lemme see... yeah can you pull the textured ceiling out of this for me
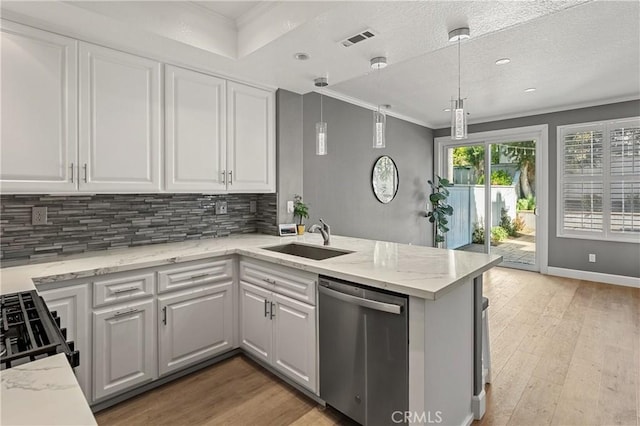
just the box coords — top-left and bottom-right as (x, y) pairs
(191, 1), (260, 21)
(3, 0), (638, 128)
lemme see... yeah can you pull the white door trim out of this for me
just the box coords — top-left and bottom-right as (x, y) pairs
(434, 124), (549, 273)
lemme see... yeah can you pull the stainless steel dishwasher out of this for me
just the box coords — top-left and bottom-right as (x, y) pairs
(319, 276), (408, 426)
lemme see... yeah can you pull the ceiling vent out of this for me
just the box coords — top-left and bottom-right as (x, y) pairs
(340, 29), (377, 47)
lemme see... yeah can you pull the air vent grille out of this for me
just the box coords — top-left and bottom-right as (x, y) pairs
(340, 29), (377, 47)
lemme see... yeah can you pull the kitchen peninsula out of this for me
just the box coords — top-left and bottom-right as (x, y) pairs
(1, 233), (501, 426)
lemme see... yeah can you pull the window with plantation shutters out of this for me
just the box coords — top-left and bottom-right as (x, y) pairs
(558, 117), (640, 242)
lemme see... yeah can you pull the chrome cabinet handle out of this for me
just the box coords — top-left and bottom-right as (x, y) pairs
(264, 299), (269, 318)
(228, 170), (232, 185)
(221, 170), (226, 184)
(113, 287), (138, 294)
(70, 163), (74, 183)
(111, 308), (140, 319)
(191, 273), (209, 280)
(83, 164), (88, 182)
(263, 278), (276, 285)
(162, 306), (167, 325)
(270, 302), (275, 319)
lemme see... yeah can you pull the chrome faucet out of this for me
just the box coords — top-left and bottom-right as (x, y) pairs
(308, 218), (331, 246)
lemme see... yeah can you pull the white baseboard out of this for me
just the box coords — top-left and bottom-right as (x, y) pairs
(472, 389), (486, 420)
(546, 267), (640, 288)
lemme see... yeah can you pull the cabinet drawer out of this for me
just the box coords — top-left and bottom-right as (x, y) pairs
(93, 272), (155, 308)
(157, 258), (234, 293)
(239, 259), (317, 305)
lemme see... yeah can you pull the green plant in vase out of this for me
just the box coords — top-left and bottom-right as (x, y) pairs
(426, 176), (454, 247)
(293, 194), (309, 235)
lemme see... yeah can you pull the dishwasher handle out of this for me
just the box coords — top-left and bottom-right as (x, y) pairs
(319, 285), (403, 315)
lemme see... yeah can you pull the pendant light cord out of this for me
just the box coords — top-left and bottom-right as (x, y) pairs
(458, 37), (461, 101)
(320, 88), (323, 122)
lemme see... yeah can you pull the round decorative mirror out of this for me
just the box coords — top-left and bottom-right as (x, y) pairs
(372, 156), (399, 204)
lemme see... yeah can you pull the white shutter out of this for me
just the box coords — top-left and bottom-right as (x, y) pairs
(558, 118), (640, 242)
(609, 120), (640, 237)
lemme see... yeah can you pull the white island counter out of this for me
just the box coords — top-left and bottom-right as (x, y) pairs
(1, 233), (500, 426)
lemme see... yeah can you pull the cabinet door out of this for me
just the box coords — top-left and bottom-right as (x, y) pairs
(79, 42), (161, 192)
(165, 65), (226, 192)
(226, 82), (275, 192)
(93, 299), (156, 401)
(40, 284), (90, 400)
(0, 20), (77, 192)
(158, 282), (234, 376)
(272, 293), (317, 392)
(239, 281), (272, 363)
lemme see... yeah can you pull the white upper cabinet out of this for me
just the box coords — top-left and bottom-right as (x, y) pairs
(0, 20), (78, 192)
(79, 42), (161, 192)
(226, 82), (275, 193)
(165, 65), (227, 192)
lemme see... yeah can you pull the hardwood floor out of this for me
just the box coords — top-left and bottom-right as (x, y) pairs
(476, 267), (639, 426)
(96, 268), (639, 426)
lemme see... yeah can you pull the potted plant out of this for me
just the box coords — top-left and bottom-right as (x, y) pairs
(426, 176), (454, 248)
(293, 194), (309, 235)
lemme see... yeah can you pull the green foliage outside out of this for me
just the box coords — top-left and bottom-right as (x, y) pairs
(491, 226), (509, 243)
(517, 196), (536, 211)
(472, 208), (524, 244)
(292, 194), (309, 225)
(477, 170), (513, 186)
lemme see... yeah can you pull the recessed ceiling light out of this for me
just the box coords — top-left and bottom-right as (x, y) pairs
(294, 52), (310, 61)
(443, 108), (451, 112)
(495, 58), (511, 65)
(524, 87), (537, 93)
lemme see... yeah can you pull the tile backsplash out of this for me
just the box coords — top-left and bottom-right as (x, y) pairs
(1, 193), (278, 265)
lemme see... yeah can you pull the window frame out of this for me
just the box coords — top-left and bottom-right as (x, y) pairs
(557, 117), (640, 243)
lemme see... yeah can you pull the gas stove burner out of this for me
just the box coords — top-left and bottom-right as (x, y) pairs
(1, 290), (79, 369)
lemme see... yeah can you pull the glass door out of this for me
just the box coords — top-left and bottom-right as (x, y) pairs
(443, 139), (538, 271)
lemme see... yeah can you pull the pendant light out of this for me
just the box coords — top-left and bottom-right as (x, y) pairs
(449, 27), (470, 140)
(370, 56), (387, 149)
(314, 77), (328, 156)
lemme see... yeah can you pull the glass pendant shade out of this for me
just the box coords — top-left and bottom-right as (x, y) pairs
(451, 98), (467, 140)
(373, 110), (386, 148)
(316, 121), (327, 155)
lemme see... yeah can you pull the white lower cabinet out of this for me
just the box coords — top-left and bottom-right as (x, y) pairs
(239, 260), (317, 393)
(239, 282), (272, 363)
(39, 284), (91, 400)
(271, 293), (316, 391)
(93, 298), (157, 401)
(158, 281), (234, 376)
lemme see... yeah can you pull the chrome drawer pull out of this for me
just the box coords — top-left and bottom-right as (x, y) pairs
(162, 306), (167, 325)
(264, 299), (269, 318)
(191, 273), (209, 280)
(270, 301), (275, 319)
(262, 278), (276, 285)
(221, 170), (226, 184)
(111, 309), (140, 319)
(113, 287), (138, 294)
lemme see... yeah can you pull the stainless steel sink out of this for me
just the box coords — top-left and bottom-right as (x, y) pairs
(262, 243), (353, 261)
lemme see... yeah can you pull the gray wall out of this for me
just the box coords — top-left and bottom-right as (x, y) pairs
(434, 100), (640, 278)
(303, 93), (434, 246)
(276, 90), (304, 225)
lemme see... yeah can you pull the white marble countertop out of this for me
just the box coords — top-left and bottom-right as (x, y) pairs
(0, 354), (97, 426)
(0, 234), (500, 425)
(1, 233), (501, 300)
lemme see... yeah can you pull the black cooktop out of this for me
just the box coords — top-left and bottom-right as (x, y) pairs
(1, 290), (79, 369)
